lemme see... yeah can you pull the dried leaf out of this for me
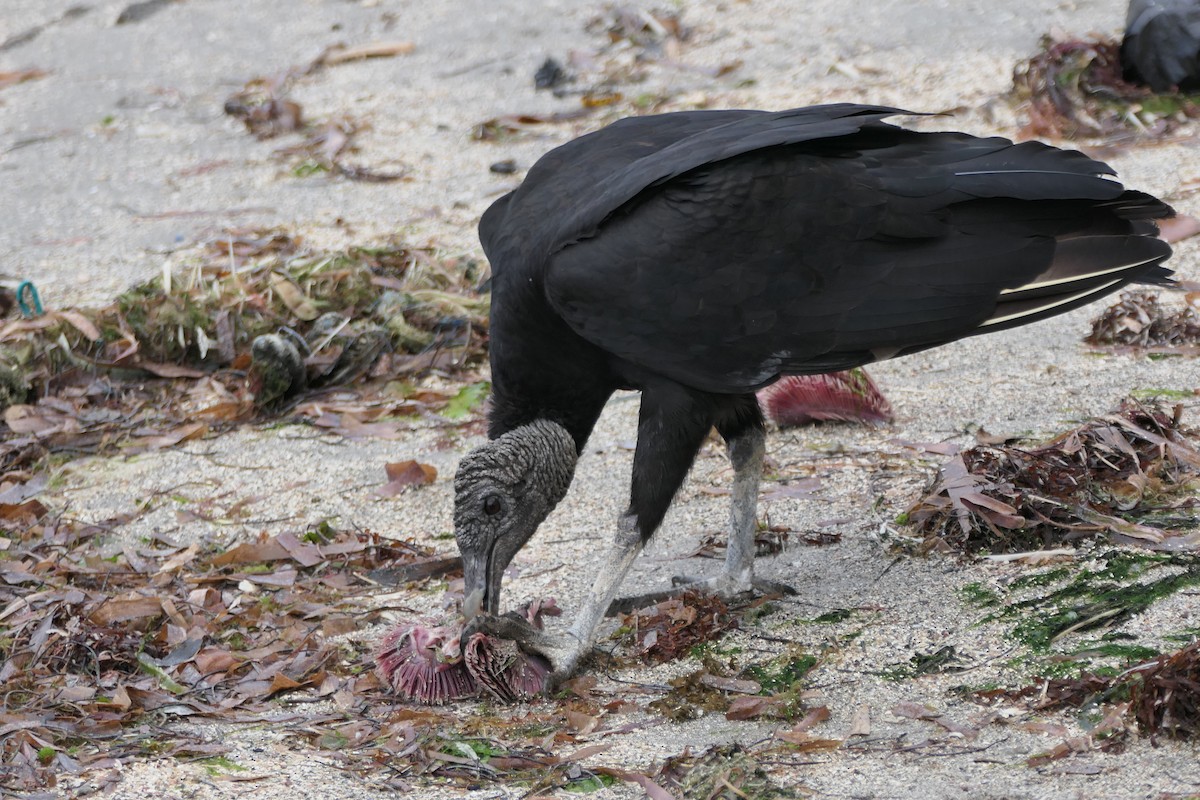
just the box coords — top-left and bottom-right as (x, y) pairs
(847, 704), (871, 736)
(725, 695), (790, 721)
(89, 597), (164, 625)
(4, 405), (57, 435)
(55, 310), (102, 342)
(134, 362), (207, 379)
(564, 710), (600, 735)
(269, 273), (321, 320)
(0, 68), (48, 89)
(318, 41), (416, 65)
(377, 460), (437, 496)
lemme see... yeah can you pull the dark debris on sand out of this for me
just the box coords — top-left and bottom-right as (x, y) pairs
(907, 399), (1200, 554)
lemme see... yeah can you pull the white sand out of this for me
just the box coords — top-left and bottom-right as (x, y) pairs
(2, 0), (1198, 798)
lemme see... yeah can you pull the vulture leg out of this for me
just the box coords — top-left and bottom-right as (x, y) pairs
(669, 409), (795, 598)
(462, 513), (645, 685)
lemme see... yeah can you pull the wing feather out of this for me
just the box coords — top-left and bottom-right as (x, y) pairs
(479, 106), (1172, 394)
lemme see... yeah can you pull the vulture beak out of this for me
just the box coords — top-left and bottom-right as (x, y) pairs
(460, 544), (501, 620)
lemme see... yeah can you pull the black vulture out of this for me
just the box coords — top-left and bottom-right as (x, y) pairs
(1122, 0), (1200, 92)
(453, 104), (1173, 684)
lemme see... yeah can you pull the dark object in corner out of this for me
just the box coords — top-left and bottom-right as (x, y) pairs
(1121, 0), (1200, 91)
(116, 0), (176, 25)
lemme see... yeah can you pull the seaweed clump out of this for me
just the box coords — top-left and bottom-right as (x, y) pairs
(998, 640), (1200, 741)
(1086, 291), (1200, 351)
(907, 400), (1200, 553)
(1012, 34), (1200, 139)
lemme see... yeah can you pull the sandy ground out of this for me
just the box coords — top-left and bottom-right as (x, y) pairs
(3, 0), (1200, 798)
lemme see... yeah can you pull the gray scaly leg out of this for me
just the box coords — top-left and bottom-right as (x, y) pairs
(464, 512), (644, 685)
(667, 424), (794, 597)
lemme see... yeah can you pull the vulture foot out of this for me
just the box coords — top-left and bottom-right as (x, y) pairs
(461, 611), (586, 690)
(669, 573), (797, 599)
(607, 576), (796, 616)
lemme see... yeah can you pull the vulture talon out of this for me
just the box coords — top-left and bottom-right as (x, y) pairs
(450, 103), (1174, 685)
(669, 573), (797, 599)
(461, 612), (584, 689)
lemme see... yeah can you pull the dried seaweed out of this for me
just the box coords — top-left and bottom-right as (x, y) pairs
(907, 399), (1200, 554)
(1012, 34), (1200, 140)
(992, 640), (1200, 741)
(1129, 639), (1200, 738)
(621, 589), (736, 664)
(0, 230), (490, 475)
(656, 744), (800, 799)
(1086, 291), (1200, 351)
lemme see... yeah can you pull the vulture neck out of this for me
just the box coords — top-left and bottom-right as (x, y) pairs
(486, 282), (617, 453)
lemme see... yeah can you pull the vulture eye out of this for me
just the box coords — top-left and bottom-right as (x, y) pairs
(483, 495), (504, 517)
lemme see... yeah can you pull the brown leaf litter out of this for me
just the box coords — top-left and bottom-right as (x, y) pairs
(0, 506), (444, 792)
(906, 399), (1200, 554)
(0, 229), (490, 477)
(976, 639), (1200, 767)
(1086, 290), (1200, 353)
(5, 490), (833, 795)
(620, 589), (736, 664)
(1011, 34), (1200, 141)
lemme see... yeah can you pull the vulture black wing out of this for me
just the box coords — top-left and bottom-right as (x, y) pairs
(536, 107), (1171, 394)
(480, 105), (904, 274)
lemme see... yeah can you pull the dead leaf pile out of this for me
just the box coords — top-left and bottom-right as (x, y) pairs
(977, 640), (1200, 767)
(224, 68), (403, 181)
(621, 589), (736, 664)
(0, 501), (829, 795)
(0, 509), (454, 792)
(906, 399), (1200, 553)
(1127, 638), (1200, 738)
(0, 230), (491, 475)
(1086, 290), (1200, 353)
(1012, 34), (1200, 140)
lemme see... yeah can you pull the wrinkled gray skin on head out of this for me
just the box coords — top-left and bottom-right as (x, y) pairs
(454, 420), (577, 619)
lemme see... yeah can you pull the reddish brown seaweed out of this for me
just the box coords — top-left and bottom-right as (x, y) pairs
(757, 369), (893, 428)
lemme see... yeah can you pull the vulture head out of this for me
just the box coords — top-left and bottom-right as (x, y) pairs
(454, 420), (576, 618)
